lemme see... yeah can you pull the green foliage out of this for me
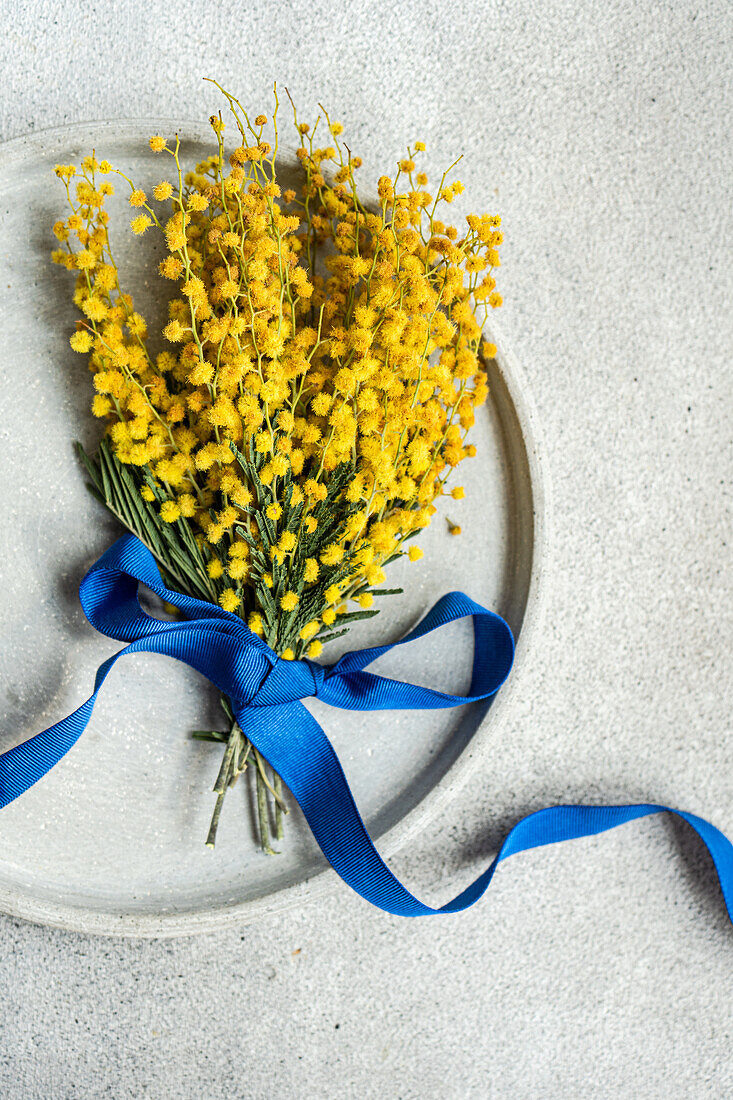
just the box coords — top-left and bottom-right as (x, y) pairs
(76, 439), (404, 854)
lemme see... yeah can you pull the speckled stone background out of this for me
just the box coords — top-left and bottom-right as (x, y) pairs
(0, 1), (731, 1096)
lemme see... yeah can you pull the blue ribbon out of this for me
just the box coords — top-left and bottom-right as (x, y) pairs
(1, 532), (732, 922)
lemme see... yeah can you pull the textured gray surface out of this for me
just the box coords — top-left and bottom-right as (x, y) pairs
(0, 0), (731, 1097)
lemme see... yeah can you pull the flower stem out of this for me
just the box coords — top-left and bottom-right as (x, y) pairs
(274, 773), (285, 840)
(206, 696), (287, 854)
(205, 718), (243, 848)
(255, 765), (277, 855)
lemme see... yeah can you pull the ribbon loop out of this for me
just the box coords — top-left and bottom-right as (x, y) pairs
(1, 533), (732, 927)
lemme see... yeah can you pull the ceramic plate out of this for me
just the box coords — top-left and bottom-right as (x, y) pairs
(0, 121), (546, 936)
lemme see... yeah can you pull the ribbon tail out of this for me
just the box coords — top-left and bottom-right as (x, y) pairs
(0, 628), (198, 809)
(236, 700), (733, 921)
(0, 649), (121, 808)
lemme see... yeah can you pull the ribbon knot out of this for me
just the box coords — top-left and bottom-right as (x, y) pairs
(247, 655), (325, 708)
(1, 532), (732, 925)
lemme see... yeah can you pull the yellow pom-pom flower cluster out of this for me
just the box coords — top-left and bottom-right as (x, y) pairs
(53, 87), (502, 668)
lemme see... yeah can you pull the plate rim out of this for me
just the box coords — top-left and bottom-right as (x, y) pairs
(0, 119), (550, 936)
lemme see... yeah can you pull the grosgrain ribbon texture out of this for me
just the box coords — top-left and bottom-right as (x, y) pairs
(1, 533), (732, 922)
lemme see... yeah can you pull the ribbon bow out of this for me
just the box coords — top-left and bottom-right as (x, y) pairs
(1, 533), (732, 923)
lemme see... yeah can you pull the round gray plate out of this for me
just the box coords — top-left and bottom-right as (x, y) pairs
(0, 121), (547, 936)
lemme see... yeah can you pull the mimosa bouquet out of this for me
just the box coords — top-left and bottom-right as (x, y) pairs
(50, 83), (504, 855)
